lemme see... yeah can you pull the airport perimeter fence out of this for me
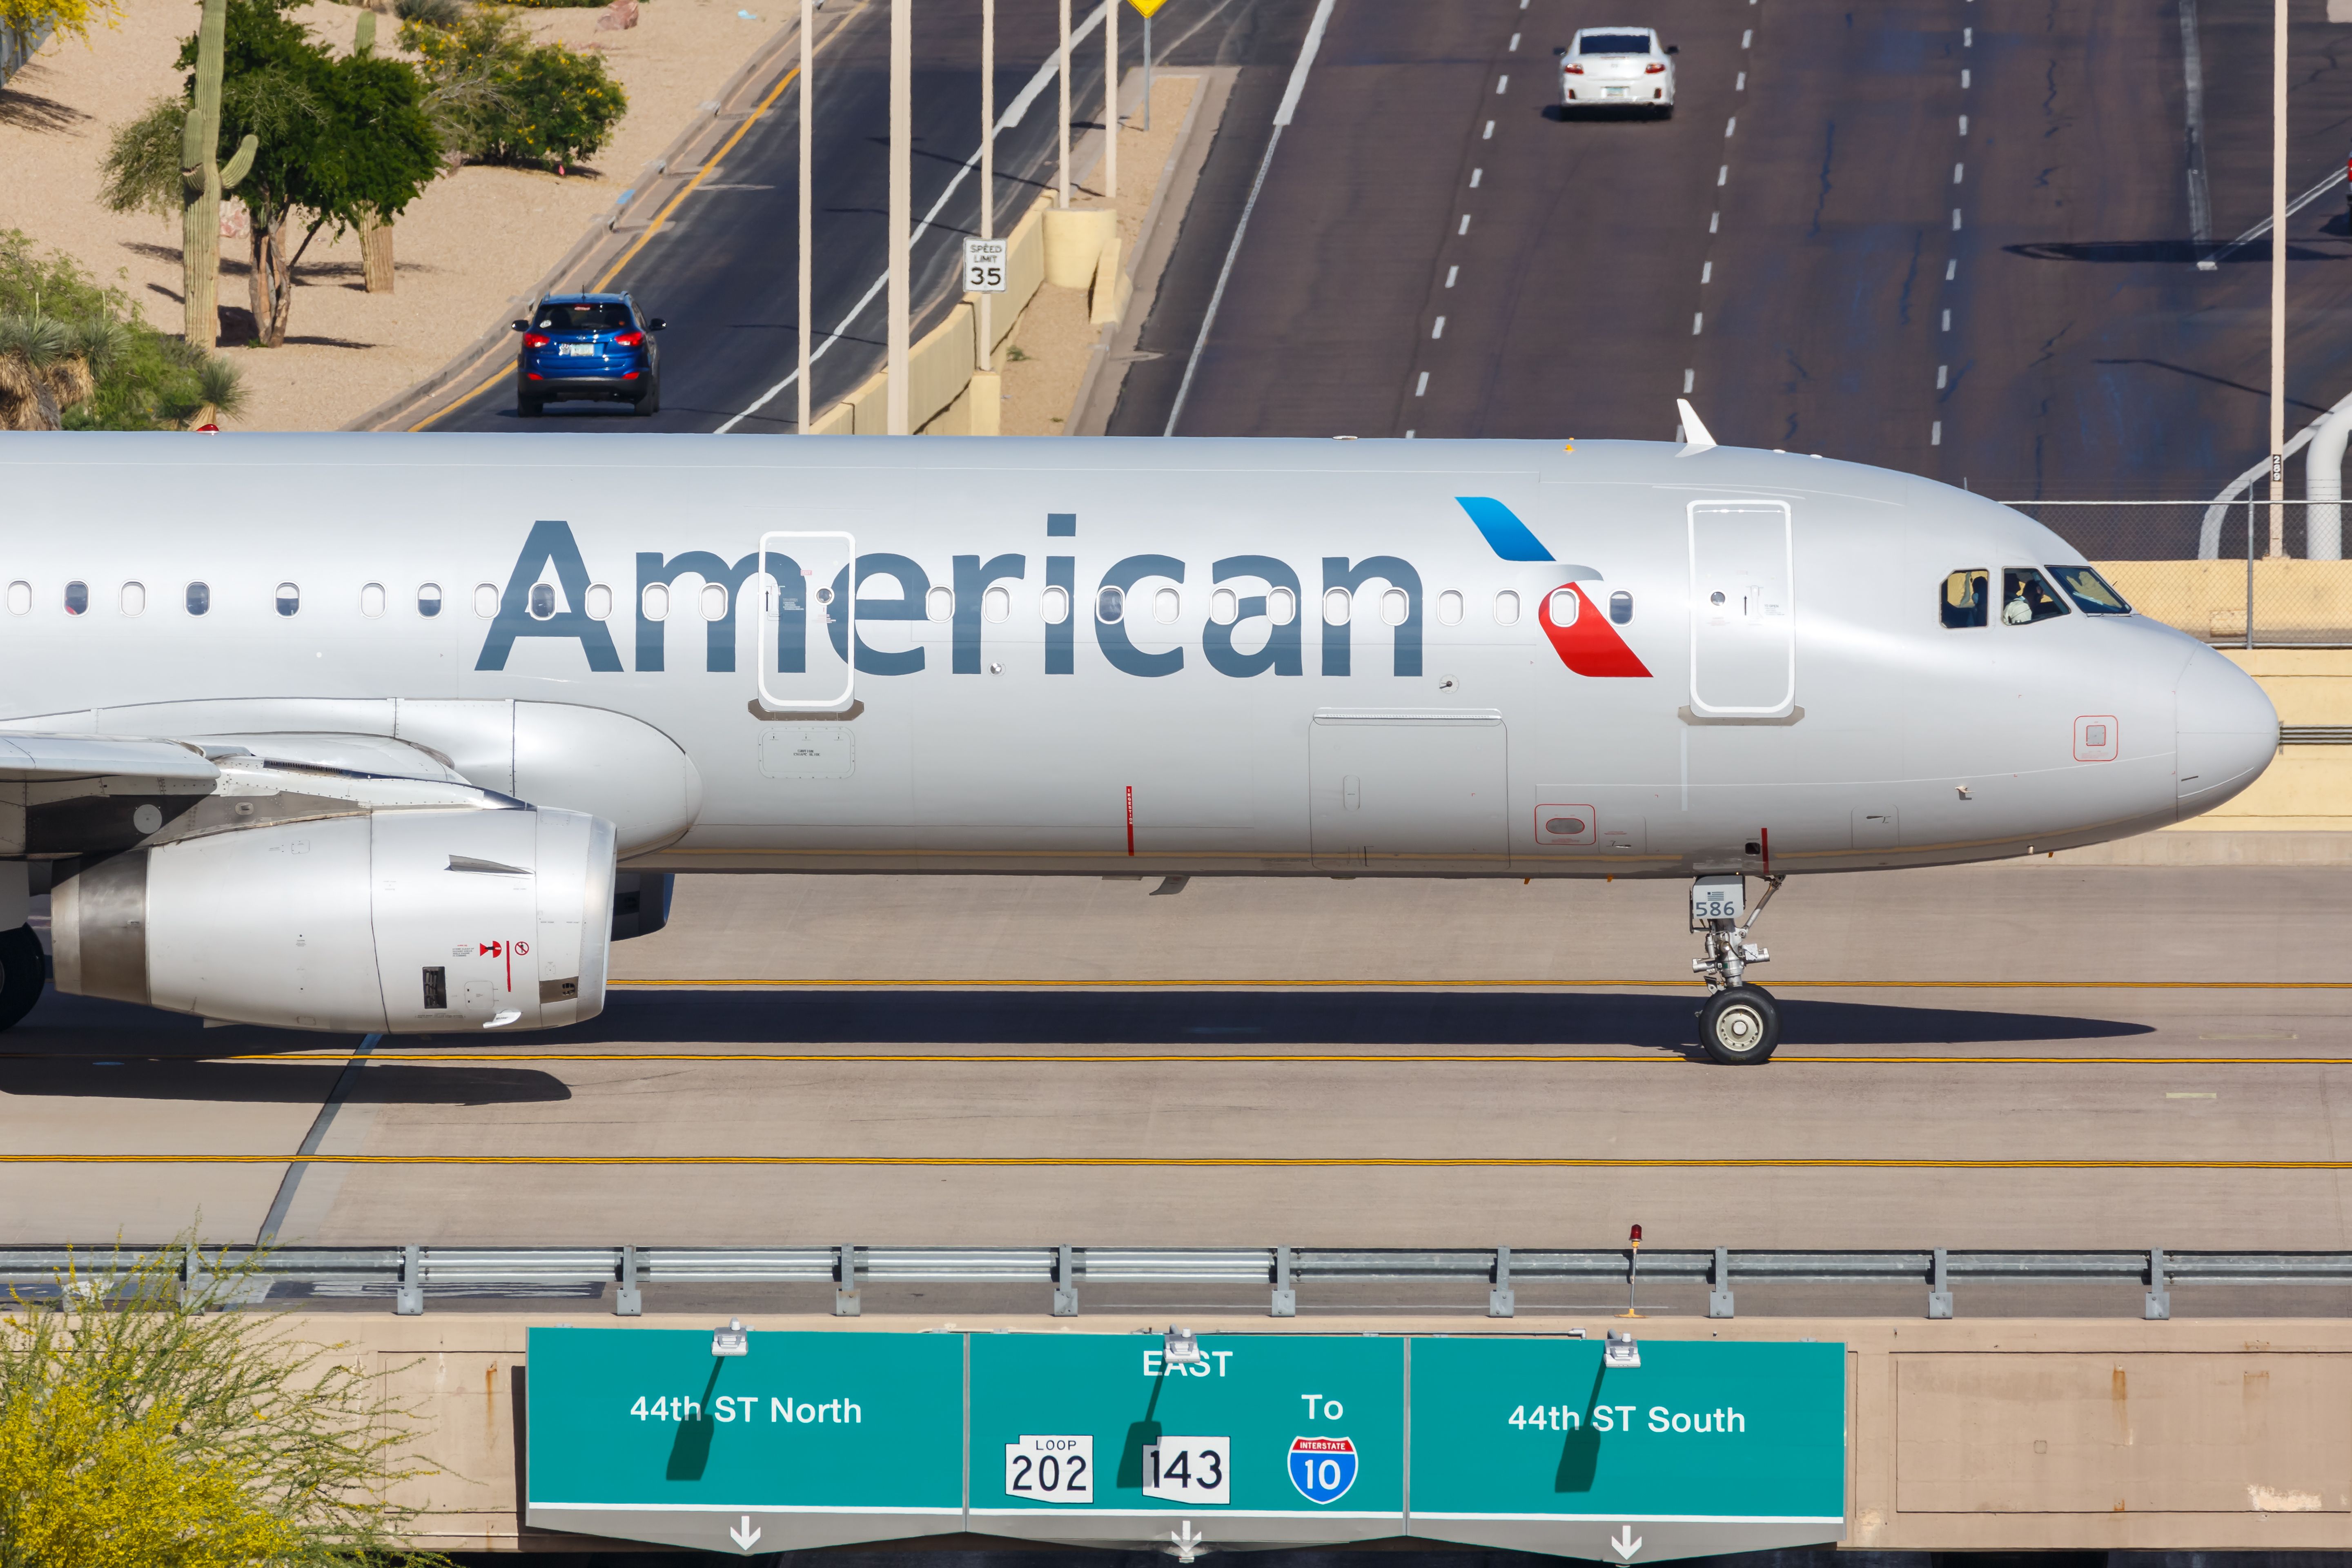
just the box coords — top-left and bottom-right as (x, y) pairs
(6, 1243), (2348, 1321)
(2008, 498), (2352, 647)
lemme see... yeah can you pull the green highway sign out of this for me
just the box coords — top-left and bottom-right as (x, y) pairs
(1408, 1338), (1847, 1561)
(519, 1329), (1844, 1560)
(970, 1332), (1405, 1549)
(523, 1327), (965, 1555)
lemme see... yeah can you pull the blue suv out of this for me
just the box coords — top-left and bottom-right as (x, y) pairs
(512, 293), (666, 417)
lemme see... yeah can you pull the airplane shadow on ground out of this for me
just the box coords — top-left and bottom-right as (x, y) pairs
(558, 988), (2152, 1054)
(0, 989), (2153, 1103)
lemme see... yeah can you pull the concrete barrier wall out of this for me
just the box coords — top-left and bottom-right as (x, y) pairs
(243, 1310), (2352, 1554)
(2097, 558), (2352, 642)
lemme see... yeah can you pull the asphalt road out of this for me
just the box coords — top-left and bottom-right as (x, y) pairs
(1125, 0), (2352, 514)
(10, 862), (2352, 1313)
(424, 0), (1125, 433)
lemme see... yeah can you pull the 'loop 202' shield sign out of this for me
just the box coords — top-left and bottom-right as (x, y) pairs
(1288, 1436), (1357, 1504)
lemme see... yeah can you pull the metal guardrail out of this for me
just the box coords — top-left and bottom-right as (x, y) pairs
(3, 1245), (2343, 1322)
(2283, 725), (2352, 744)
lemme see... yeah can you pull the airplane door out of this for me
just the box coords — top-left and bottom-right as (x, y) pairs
(1309, 710), (1508, 871)
(756, 530), (856, 712)
(1688, 500), (1795, 717)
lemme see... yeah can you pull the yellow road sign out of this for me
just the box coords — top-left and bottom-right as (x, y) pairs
(1127, 0), (1170, 16)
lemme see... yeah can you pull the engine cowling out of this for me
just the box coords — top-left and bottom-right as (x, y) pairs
(52, 806), (615, 1033)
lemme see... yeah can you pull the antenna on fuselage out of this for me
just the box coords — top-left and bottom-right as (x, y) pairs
(1675, 398), (1717, 456)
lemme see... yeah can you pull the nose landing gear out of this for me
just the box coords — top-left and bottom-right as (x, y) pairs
(1691, 873), (1785, 1065)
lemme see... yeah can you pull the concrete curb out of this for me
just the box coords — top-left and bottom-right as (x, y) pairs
(344, 7), (834, 433)
(1066, 67), (1236, 439)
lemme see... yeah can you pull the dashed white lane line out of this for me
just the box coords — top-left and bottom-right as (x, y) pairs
(1937, 365), (1949, 389)
(1942, 308), (1952, 330)
(1964, 26), (1973, 45)
(1701, 261), (1712, 284)
(1953, 162), (1964, 183)
(1741, 28), (1752, 46)
(1415, 372), (1429, 396)
(1432, 316), (1446, 339)
(1725, 116), (1737, 137)
(1445, 265), (1459, 287)
(1736, 71), (1746, 90)
(1945, 259), (1956, 280)
(1683, 369), (1695, 393)
(1458, 213), (1472, 234)
(1958, 114), (1968, 134)
(1951, 207), (1962, 230)
(1482, 120), (1495, 139)
(1960, 67), (1971, 87)
(1508, 31), (1519, 49)
(1717, 165), (1728, 185)
(1931, 421), (1943, 445)
(1470, 167), (1483, 187)
(1496, 73), (1509, 93)
(1709, 210), (1719, 233)
(1692, 312), (1704, 335)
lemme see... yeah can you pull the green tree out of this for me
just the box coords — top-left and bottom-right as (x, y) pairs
(406, 7), (624, 172)
(0, 1241), (451, 1565)
(175, 0), (441, 346)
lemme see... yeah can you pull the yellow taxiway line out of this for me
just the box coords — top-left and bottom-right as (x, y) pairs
(6, 1154), (2352, 1169)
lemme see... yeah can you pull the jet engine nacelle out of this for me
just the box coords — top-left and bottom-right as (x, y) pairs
(51, 806), (615, 1033)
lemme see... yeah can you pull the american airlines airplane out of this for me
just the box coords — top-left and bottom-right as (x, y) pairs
(0, 417), (2277, 1063)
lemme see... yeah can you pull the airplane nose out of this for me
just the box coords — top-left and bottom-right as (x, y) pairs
(2175, 648), (2279, 817)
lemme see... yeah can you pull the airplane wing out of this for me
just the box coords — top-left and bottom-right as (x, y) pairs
(0, 735), (221, 784)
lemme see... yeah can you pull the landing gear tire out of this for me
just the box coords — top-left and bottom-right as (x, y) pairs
(0, 924), (47, 1033)
(1699, 984), (1778, 1065)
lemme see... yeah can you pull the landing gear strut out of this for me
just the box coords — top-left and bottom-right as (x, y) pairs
(1691, 874), (1784, 1065)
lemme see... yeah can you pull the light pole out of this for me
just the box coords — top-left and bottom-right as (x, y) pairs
(797, 0), (813, 434)
(886, 0), (911, 434)
(1103, 0), (1118, 208)
(2269, 0), (2287, 557)
(978, 0), (995, 372)
(1058, 0), (1071, 207)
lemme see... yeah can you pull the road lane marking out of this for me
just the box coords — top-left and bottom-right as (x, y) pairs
(1725, 116), (1736, 137)
(1164, 0), (1339, 433)
(1953, 163), (1964, 183)
(1963, 26), (1972, 45)
(1414, 372), (1429, 396)
(196, 1052), (2352, 1067)
(1710, 211), (1719, 232)
(1691, 312), (1703, 334)
(1942, 308), (1952, 330)
(1951, 208), (1962, 229)
(1496, 74), (1508, 93)
(1470, 167), (1483, 187)
(1483, 119), (1494, 138)
(590, 976), (2352, 990)
(1682, 369), (1694, 392)
(1961, 68), (1970, 87)
(1458, 213), (1472, 234)
(1931, 421), (1943, 445)
(1432, 316), (1446, 339)
(1946, 259), (1956, 279)
(1445, 265), (1459, 287)
(1741, 28), (1751, 46)
(1958, 114), (1968, 134)
(1936, 365), (1948, 388)
(1717, 165), (1727, 185)
(1508, 31), (1519, 49)
(20, 1154), (2352, 1169)
(1736, 71), (1745, 90)
(1701, 261), (1712, 283)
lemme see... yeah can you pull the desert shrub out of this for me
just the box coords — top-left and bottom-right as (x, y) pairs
(392, 0), (461, 22)
(0, 230), (238, 429)
(407, 6), (623, 169)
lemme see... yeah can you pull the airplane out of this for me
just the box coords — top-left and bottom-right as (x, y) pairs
(0, 413), (2278, 1064)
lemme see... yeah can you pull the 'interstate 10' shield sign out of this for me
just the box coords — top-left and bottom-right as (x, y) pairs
(1288, 1435), (1358, 1503)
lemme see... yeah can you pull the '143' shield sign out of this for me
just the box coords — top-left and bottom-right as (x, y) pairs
(1288, 1436), (1357, 1504)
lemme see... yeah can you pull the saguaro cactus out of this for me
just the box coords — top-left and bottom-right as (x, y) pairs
(180, 0), (258, 350)
(354, 7), (394, 293)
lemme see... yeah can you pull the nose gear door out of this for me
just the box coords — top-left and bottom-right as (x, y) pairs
(1687, 500), (1795, 717)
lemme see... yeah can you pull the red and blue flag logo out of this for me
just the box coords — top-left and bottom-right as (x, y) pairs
(1456, 496), (1652, 678)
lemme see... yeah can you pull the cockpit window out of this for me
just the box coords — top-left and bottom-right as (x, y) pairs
(2047, 564), (2131, 615)
(2001, 567), (2070, 625)
(1940, 569), (1988, 629)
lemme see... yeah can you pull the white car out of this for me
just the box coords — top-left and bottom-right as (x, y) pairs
(1559, 27), (1676, 114)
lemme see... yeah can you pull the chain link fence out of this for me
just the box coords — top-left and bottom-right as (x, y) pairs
(2006, 499), (2352, 646)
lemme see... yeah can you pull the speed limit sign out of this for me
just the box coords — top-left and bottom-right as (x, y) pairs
(963, 237), (1008, 293)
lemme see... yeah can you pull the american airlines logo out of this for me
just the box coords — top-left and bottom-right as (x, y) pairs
(473, 502), (1649, 680)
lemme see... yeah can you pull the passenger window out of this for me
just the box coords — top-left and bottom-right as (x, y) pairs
(1379, 587), (1409, 626)
(1040, 585), (1071, 624)
(1268, 587), (1297, 625)
(530, 583), (557, 620)
(1096, 585), (1124, 624)
(984, 584), (1012, 623)
(184, 581), (208, 616)
(2048, 564), (2131, 615)
(417, 583), (442, 617)
(1547, 588), (1579, 626)
(585, 584), (613, 620)
(1940, 569), (1988, 629)
(7, 582), (29, 615)
(472, 583), (499, 618)
(1437, 589), (1463, 626)
(63, 581), (87, 616)
(1610, 590), (1633, 625)
(1323, 588), (1352, 626)
(1154, 587), (1181, 624)
(641, 583), (670, 622)
(2001, 567), (2070, 626)
(361, 583), (386, 617)
(120, 582), (145, 616)
(1494, 589), (1520, 626)
(274, 582), (299, 617)
(1209, 587), (1239, 624)
(925, 585), (952, 621)
(700, 582), (729, 621)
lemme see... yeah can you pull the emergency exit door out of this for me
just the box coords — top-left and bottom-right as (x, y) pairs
(1688, 500), (1795, 716)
